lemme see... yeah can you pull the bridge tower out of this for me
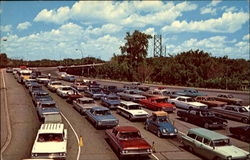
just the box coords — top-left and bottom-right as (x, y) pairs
(153, 35), (163, 57)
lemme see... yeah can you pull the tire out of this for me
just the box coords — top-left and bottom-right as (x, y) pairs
(204, 123), (209, 129)
(145, 123), (149, 131)
(188, 146), (194, 153)
(242, 118), (249, 124)
(157, 130), (162, 138)
(184, 117), (188, 122)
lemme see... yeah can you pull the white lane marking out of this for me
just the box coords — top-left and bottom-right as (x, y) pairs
(152, 153), (160, 160)
(61, 112), (81, 160)
(0, 69), (12, 160)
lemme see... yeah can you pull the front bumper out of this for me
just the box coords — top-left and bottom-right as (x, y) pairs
(97, 121), (118, 128)
(31, 152), (66, 159)
(120, 149), (152, 156)
(207, 123), (226, 128)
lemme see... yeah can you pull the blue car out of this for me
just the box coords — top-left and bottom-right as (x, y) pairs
(100, 94), (120, 109)
(176, 88), (207, 97)
(63, 75), (76, 82)
(85, 88), (105, 100)
(85, 106), (119, 128)
(145, 111), (178, 137)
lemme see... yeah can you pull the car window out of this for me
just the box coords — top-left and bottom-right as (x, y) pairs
(239, 107), (248, 112)
(190, 110), (196, 115)
(213, 139), (230, 146)
(203, 138), (210, 145)
(196, 136), (203, 142)
(187, 133), (196, 139)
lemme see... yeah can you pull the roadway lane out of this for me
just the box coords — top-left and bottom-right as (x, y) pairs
(1, 70), (40, 160)
(1, 69), (8, 149)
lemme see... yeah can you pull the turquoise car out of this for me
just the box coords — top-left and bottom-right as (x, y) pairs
(181, 128), (250, 160)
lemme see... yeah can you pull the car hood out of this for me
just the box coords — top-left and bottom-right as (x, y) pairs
(52, 85), (64, 88)
(41, 107), (60, 114)
(158, 122), (176, 132)
(120, 138), (151, 149)
(214, 145), (249, 157)
(129, 109), (148, 115)
(32, 141), (66, 153)
(95, 115), (118, 121)
(188, 102), (207, 107)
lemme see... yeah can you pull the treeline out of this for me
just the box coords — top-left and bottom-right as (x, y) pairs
(0, 53), (104, 68)
(93, 50), (250, 90)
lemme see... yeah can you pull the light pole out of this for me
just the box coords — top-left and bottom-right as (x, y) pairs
(75, 49), (84, 77)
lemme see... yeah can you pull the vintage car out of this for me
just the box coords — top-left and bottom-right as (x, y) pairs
(63, 75), (76, 82)
(100, 94), (120, 109)
(36, 101), (60, 122)
(24, 79), (37, 88)
(176, 88), (207, 97)
(36, 74), (50, 84)
(168, 96), (208, 110)
(85, 106), (119, 128)
(145, 111), (178, 137)
(139, 96), (176, 112)
(102, 85), (120, 94)
(214, 94), (243, 105)
(31, 123), (67, 159)
(117, 101), (149, 121)
(29, 83), (42, 95)
(47, 81), (64, 92)
(56, 86), (77, 98)
(66, 93), (83, 104)
(181, 128), (250, 160)
(117, 89), (146, 102)
(6, 67), (13, 73)
(73, 97), (96, 114)
(105, 126), (152, 157)
(71, 82), (88, 92)
(84, 87), (105, 100)
(195, 96), (227, 108)
(209, 105), (250, 123)
(57, 72), (68, 80)
(137, 85), (150, 92)
(229, 126), (250, 142)
(177, 109), (227, 129)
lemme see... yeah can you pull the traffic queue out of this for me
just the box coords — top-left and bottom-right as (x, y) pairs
(7, 66), (250, 160)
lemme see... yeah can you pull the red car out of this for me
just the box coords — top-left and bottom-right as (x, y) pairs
(139, 96), (176, 112)
(105, 126), (152, 158)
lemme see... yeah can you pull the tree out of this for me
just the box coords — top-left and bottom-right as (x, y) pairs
(120, 30), (152, 67)
(0, 53), (8, 67)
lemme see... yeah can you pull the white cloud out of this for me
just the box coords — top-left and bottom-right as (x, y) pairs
(17, 22), (32, 30)
(162, 12), (249, 33)
(88, 24), (122, 35)
(200, 7), (217, 15)
(34, 6), (71, 24)
(143, 28), (156, 36)
(33, 1), (197, 27)
(208, 0), (222, 7)
(242, 34), (250, 41)
(0, 25), (12, 32)
(224, 6), (238, 13)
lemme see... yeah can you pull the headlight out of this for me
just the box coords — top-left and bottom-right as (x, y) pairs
(174, 128), (178, 133)
(32, 153), (38, 157)
(226, 156), (232, 160)
(59, 152), (66, 156)
(98, 121), (102, 125)
(162, 128), (167, 133)
(147, 148), (152, 152)
(122, 150), (128, 154)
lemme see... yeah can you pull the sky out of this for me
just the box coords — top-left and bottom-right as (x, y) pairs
(0, 0), (249, 61)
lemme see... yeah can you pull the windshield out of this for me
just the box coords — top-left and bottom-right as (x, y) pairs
(239, 107), (248, 112)
(21, 73), (31, 76)
(108, 97), (119, 100)
(92, 88), (101, 92)
(206, 97), (215, 101)
(213, 139), (230, 146)
(200, 112), (215, 116)
(154, 98), (168, 103)
(95, 110), (111, 115)
(158, 117), (170, 123)
(62, 87), (71, 91)
(38, 75), (48, 78)
(38, 133), (63, 142)
(53, 82), (62, 85)
(118, 132), (141, 140)
(41, 103), (56, 108)
(80, 100), (94, 104)
(186, 98), (195, 102)
(37, 96), (53, 101)
(128, 105), (141, 110)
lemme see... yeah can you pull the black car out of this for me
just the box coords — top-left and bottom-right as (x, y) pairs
(102, 85), (121, 94)
(177, 109), (227, 129)
(229, 126), (250, 142)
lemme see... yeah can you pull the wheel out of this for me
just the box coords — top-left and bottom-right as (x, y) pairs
(241, 118), (249, 124)
(145, 123), (149, 131)
(188, 146), (194, 153)
(204, 123), (209, 129)
(184, 117), (188, 122)
(157, 130), (162, 138)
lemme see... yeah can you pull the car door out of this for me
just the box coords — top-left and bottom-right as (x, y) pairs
(198, 137), (214, 160)
(150, 117), (159, 133)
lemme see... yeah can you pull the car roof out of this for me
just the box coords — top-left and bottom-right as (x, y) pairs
(39, 123), (64, 134)
(78, 97), (93, 101)
(106, 94), (119, 98)
(40, 100), (56, 105)
(120, 100), (139, 106)
(176, 96), (191, 99)
(115, 126), (139, 133)
(92, 106), (109, 111)
(152, 111), (168, 117)
(188, 128), (228, 140)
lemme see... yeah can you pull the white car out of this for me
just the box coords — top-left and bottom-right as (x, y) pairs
(47, 81), (64, 92)
(36, 75), (50, 84)
(168, 96), (208, 110)
(31, 123), (67, 159)
(117, 101), (149, 121)
(56, 86), (77, 98)
(73, 97), (96, 114)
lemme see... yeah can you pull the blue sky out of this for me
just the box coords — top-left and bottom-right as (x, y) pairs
(0, 1), (249, 61)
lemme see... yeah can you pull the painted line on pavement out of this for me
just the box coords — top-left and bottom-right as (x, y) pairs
(0, 69), (12, 160)
(61, 112), (81, 160)
(152, 153), (160, 160)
